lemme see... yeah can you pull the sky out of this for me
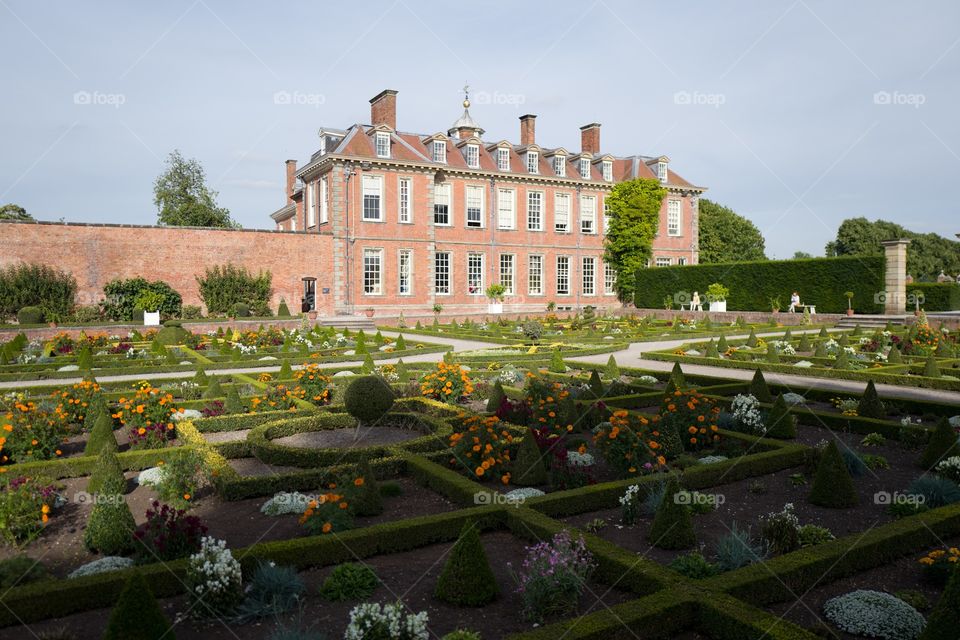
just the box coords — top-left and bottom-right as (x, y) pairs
(1, 0), (958, 258)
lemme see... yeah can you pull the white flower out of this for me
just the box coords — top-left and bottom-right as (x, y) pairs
(731, 394), (765, 434)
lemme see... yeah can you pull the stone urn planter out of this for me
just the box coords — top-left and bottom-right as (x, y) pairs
(363, 308), (375, 318)
(307, 310), (318, 320)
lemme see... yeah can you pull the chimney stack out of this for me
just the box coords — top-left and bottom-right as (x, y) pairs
(369, 89), (398, 129)
(580, 123), (601, 155)
(285, 159), (297, 204)
(519, 114), (537, 146)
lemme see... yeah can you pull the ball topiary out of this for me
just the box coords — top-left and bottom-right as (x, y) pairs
(749, 369), (773, 404)
(857, 380), (886, 420)
(230, 302), (250, 318)
(823, 590), (924, 640)
(765, 395), (796, 439)
(920, 565), (960, 639)
(434, 522), (499, 606)
(84, 411), (118, 457)
(649, 478), (696, 550)
(154, 323), (190, 345)
(919, 418), (960, 470)
(83, 490), (136, 555)
(344, 375), (395, 425)
(809, 441), (858, 508)
(103, 571), (175, 640)
(16, 306), (43, 325)
(511, 429), (547, 486)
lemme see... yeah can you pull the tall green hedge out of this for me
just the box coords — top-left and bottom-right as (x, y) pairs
(911, 282), (960, 312)
(196, 264), (272, 315)
(0, 263), (77, 322)
(634, 256), (884, 314)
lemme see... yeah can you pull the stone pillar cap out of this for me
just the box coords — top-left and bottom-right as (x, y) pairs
(880, 239), (911, 246)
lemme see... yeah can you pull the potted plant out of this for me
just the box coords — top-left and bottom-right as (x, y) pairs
(662, 295), (673, 311)
(485, 283), (506, 314)
(432, 303), (443, 319)
(910, 289), (923, 315)
(134, 290), (165, 327)
(844, 291), (854, 316)
(706, 283), (729, 313)
(769, 296), (781, 314)
(363, 307), (375, 318)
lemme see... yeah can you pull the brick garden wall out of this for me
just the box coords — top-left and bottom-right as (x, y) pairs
(0, 221), (333, 314)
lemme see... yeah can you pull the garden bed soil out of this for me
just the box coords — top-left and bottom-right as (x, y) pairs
(0, 531), (635, 640)
(272, 424), (423, 449)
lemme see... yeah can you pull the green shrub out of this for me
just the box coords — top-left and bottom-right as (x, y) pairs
(83, 492), (136, 555)
(486, 380), (506, 413)
(16, 306), (43, 324)
(0, 555), (47, 589)
(668, 551), (720, 578)
(749, 369), (772, 403)
(809, 441), (858, 508)
(765, 395), (796, 439)
(604, 355), (620, 379)
(442, 631), (482, 640)
(746, 328), (758, 348)
(714, 523), (766, 571)
(924, 354), (941, 378)
(888, 344), (903, 363)
(344, 376), (395, 425)
(894, 589), (931, 612)
(512, 430), (547, 486)
(705, 339), (719, 359)
(919, 418), (960, 470)
(87, 447), (126, 495)
(101, 277), (181, 321)
(230, 302), (251, 318)
(224, 385), (245, 414)
(717, 334), (729, 352)
(154, 324), (190, 345)
(549, 349), (566, 373)
(103, 571), (174, 640)
(920, 567), (960, 639)
(0, 263), (77, 322)
(435, 522), (498, 606)
(797, 333), (811, 351)
(907, 475), (960, 508)
(278, 360), (293, 379)
(230, 561), (304, 624)
(84, 411), (117, 457)
(361, 353), (375, 374)
(277, 299), (291, 317)
(181, 304), (203, 319)
(649, 479), (696, 549)
(859, 384), (884, 423)
(319, 562), (379, 601)
(196, 264), (272, 315)
(203, 376), (224, 399)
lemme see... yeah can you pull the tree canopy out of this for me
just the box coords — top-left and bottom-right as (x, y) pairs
(697, 199), (766, 263)
(0, 204), (32, 221)
(792, 251), (813, 259)
(153, 150), (238, 228)
(603, 178), (666, 300)
(825, 217), (960, 279)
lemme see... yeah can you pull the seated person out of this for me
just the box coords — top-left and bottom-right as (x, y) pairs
(789, 291), (800, 313)
(691, 291), (702, 311)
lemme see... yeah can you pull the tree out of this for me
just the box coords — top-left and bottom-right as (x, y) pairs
(604, 178), (666, 300)
(154, 150), (237, 228)
(792, 251), (813, 259)
(697, 199), (766, 263)
(0, 204), (32, 221)
(826, 217), (960, 279)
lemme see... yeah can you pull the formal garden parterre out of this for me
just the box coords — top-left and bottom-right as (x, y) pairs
(1, 326), (960, 639)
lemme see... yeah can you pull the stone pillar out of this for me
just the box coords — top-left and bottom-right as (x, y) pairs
(881, 239), (910, 315)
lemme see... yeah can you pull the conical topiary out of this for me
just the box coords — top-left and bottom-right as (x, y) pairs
(818, 326), (829, 338)
(361, 353), (376, 374)
(434, 522), (498, 606)
(87, 446), (125, 495)
(604, 354), (620, 379)
(765, 395), (796, 439)
(353, 458), (383, 516)
(919, 418), (960, 470)
(765, 342), (780, 364)
(664, 362), (685, 395)
(277, 298), (291, 317)
(103, 571), (175, 640)
(649, 479), (696, 549)
(588, 369), (605, 398)
(923, 354), (941, 379)
(549, 349), (566, 374)
(395, 334), (407, 350)
(838, 333), (849, 348)
(83, 487), (136, 555)
(782, 328), (793, 341)
(814, 341), (827, 359)
(852, 324), (862, 336)
(396, 359), (410, 383)
(857, 380), (885, 420)
(415, 320), (422, 330)
(224, 384), (245, 414)
(192, 367), (208, 387)
(512, 429), (547, 486)
(486, 380), (506, 413)
(809, 441), (858, 508)
(717, 334), (729, 352)
(77, 348), (93, 371)
(886, 344), (902, 363)
(832, 350), (849, 370)
(84, 411), (117, 457)
(746, 329), (758, 348)
(278, 360), (293, 379)
(797, 334), (811, 352)
(203, 376), (224, 399)
(374, 331), (384, 347)
(750, 369), (773, 404)
(82, 393), (107, 432)
(705, 339), (719, 359)
(919, 564), (960, 640)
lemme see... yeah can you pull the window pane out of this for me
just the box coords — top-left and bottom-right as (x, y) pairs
(499, 254), (514, 294)
(435, 252), (450, 294)
(580, 195), (596, 233)
(467, 253), (484, 294)
(363, 249), (382, 294)
(497, 189), (515, 229)
(362, 175), (382, 221)
(434, 183), (450, 225)
(527, 192), (542, 231)
(466, 185), (483, 227)
(399, 249), (412, 294)
(555, 193), (570, 232)
(557, 256), (570, 295)
(528, 255), (543, 295)
(398, 178), (411, 223)
(582, 257), (595, 296)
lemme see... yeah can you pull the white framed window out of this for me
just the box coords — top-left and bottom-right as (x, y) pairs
(667, 199), (682, 236)
(553, 155), (565, 177)
(361, 175), (383, 221)
(465, 185), (484, 228)
(582, 256), (596, 296)
(579, 158), (591, 178)
(678, 257), (687, 266)
(434, 183), (451, 226)
(604, 261), (617, 295)
(465, 144), (479, 168)
(580, 194), (597, 234)
(398, 177), (412, 223)
(291, 215), (297, 231)
(527, 191), (543, 231)
(657, 161), (668, 182)
(319, 177), (328, 223)
(432, 140), (446, 163)
(398, 249), (412, 295)
(497, 147), (510, 171)
(306, 180), (316, 227)
(497, 188), (515, 229)
(375, 132), (390, 158)
(656, 257), (671, 267)
(602, 160), (613, 182)
(499, 254), (515, 295)
(526, 151), (539, 174)
(363, 248), (383, 295)
(554, 193), (570, 233)
(467, 252), (484, 295)
(528, 255), (543, 295)
(435, 251), (451, 294)
(602, 200), (610, 235)
(556, 256), (570, 295)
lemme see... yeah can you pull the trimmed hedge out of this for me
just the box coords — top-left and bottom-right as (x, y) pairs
(912, 282), (960, 312)
(634, 255), (884, 314)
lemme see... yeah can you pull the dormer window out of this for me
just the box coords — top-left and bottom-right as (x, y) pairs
(497, 147), (510, 171)
(657, 161), (668, 182)
(465, 144), (479, 168)
(579, 158), (591, 179)
(553, 155), (566, 177)
(432, 140), (446, 163)
(375, 132), (390, 158)
(526, 151), (539, 174)
(602, 160), (613, 182)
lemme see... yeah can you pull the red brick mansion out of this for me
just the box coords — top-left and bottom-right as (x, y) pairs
(271, 89), (704, 317)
